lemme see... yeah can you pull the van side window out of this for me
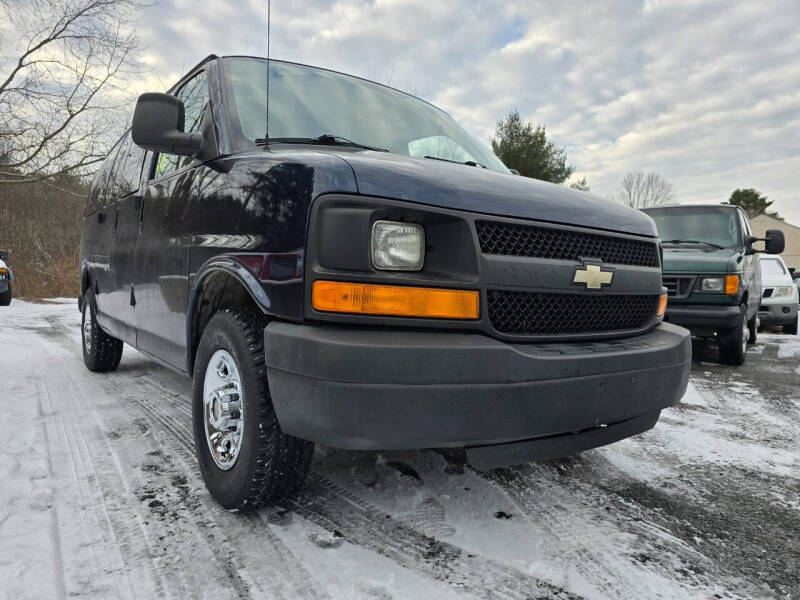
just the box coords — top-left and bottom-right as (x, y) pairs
(739, 211), (752, 239)
(116, 131), (145, 195)
(86, 138), (123, 214)
(86, 179), (103, 215)
(105, 136), (130, 205)
(154, 70), (208, 178)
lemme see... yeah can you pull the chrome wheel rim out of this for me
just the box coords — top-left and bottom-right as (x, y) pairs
(203, 349), (244, 470)
(83, 302), (92, 353)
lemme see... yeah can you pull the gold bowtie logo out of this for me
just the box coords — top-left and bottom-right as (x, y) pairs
(573, 264), (613, 289)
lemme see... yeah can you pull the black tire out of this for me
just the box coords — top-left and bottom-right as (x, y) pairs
(784, 316), (798, 335)
(0, 285), (10, 306)
(746, 312), (757, 345)
(192, 308), (313, 511)
(718, 305), (748, 365)
(81, 288), (123, 372)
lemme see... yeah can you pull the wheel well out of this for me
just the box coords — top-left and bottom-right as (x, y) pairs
(189, 270), (262, 376)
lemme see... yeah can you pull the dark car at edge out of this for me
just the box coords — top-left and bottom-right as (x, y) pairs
(79, 54), (691, 510)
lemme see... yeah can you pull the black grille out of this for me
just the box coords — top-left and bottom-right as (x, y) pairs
(476, 221), (659, 267)
(663, 276), (694, 298)
(488, 290), (658, 336)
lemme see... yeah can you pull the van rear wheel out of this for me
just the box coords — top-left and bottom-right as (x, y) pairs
(192, 308), (313, 511)
(81, 288), (123, 372)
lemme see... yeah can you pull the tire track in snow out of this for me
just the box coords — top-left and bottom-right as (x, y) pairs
(37, 364), (169, 598)
(105, 360), (581, 599)
(128, 365), (583, 599)
(291, 470), (582, 600)
(37, 329), (276, 599)
(103, 368), (334, 599)
(484, 463), (712, 600)
(483, 448), (775, 600)
(100, 369), (330, 600)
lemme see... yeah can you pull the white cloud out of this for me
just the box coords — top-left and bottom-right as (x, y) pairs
(135, 0), (800, 223)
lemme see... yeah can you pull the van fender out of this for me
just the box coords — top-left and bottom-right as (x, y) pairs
(185, 255), (271, 375)
(78, 262), (96, 311)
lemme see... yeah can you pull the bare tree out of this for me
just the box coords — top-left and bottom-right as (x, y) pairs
(568, 176), (590, 192)
(613, 171), (676, 208)
(0, 0), (145, 184)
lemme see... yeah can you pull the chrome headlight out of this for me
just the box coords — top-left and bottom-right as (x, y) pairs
(371, 221), (425, 271)
(772, 286), (795, 298)
(700, 277), (724, 293)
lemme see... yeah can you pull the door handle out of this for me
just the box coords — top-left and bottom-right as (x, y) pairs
(97, 211), (106, 224)
(133, 195), (143, 211)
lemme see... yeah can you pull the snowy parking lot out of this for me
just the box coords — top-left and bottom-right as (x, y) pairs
(1, 300), (798, 599)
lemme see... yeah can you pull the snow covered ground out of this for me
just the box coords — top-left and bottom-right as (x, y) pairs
(1, 300), (798, 599)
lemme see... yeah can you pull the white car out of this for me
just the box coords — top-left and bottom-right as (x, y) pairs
(0, 249), (12, 306)
(758, 254), (798, 334)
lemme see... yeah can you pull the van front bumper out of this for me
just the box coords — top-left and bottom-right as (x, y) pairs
(664, 303), (742, 331)
(264, 321), (691, 468)
(758, 302), (798, 326)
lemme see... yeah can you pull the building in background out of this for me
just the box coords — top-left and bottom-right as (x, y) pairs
(750, 214), (800, 270)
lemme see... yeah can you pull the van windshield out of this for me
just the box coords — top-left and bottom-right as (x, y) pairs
(642, 206), (742, 248)
(224, 57), (509, 173)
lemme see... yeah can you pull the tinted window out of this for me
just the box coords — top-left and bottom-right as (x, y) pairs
(226, 58), (509, 173)
(115, 132), (145, 195)
(154, 70), (208, 178)
(643, 206), (742, 248)
(86, 177), (103, 215)
(86, 139), (123, 214)
(105, 136), (130, 204)
(739, 211), (752, 237)
(760, 258), (787, 278)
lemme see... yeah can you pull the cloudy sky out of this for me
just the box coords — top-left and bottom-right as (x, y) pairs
(134, 0), (800, 223)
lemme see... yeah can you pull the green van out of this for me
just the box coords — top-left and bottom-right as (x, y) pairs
(642, 204), (785, 365)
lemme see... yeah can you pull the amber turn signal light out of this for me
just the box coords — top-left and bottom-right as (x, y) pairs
(657, 292), (668, 318)
(725, 275), (739, 295)
(312, 281), (479, 320)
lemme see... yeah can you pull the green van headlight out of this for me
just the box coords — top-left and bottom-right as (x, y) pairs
(700, 277), (724, 292)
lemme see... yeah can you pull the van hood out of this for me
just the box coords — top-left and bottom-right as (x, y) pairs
(330, 150), (657, 237)
(661, 246), (743, 274)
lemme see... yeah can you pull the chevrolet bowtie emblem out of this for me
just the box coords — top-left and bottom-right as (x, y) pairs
(573, 264), (613, 289)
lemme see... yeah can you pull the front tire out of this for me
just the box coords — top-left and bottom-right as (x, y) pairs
(193, 308), (313, 511)
(82, 288), (123, 372)
(718, 305), (748, 365)
(784, 315), (798, 335)
(746, 312), (757, 345)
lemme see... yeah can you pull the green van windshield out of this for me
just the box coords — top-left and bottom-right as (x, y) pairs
(644, 206), (742, 248)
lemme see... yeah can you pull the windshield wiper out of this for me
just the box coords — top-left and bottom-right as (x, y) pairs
(423, 155), (486, 168)
(255, 134), (388, 152)
(662, 239), (726, 250)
